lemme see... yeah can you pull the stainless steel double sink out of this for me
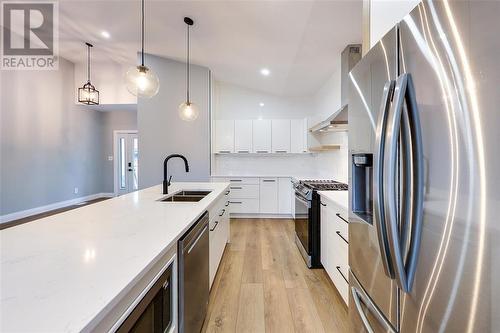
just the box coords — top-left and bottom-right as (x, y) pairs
(159, 190), (212, 202)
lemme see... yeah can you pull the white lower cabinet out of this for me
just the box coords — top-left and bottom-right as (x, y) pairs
(212, 176), (294, 216)
(209, 189), (231, 288)
(278, 178), (292, 214)
(319, 194), (349, 305)
(259, 178), (278, 214)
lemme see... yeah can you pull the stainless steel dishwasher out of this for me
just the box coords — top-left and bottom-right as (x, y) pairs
(178, 211), (209, 333)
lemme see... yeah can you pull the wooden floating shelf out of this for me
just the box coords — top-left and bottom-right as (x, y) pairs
(308, 144), (342, 152)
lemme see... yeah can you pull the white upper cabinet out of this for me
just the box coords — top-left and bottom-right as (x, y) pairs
(271, 120), (291, 153)
(291, 118), (308, 153)
(215, 120), (234, 153)
(252, 120), (272, 153)
(234, 120), (253, 153)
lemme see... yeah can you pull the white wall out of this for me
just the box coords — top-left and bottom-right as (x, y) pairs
(74, 60), (136, 105)
(309, 69), (349, 182)
(214, 81), (311, 120)
(370, 0), (420, 48)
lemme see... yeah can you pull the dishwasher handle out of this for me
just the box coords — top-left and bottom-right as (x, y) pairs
(186, 224), (208, 254)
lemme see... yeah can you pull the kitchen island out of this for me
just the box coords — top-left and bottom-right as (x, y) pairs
(0, 182), (230, 332)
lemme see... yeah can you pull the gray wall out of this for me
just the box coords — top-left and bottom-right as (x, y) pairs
(0, 58), (104, 215)
(0, 58), (137, 215)
(100, 110), (137, 193)
(138, 54), (211, 189)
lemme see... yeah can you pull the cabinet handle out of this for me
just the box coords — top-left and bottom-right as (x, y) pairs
(336, 231), (349, 244)
(237, 150), (249, 153)
(218, 150), (231, 154)
(219, 209), (225, 217)
(262, 179), (275, 182)
(230, 186), (242, 189)
(230, 179), (242, 182)
(275, 150), (288, 153)
(336, 266), (349, 284)
(210, 221), (219, 232)
(225, 190), (230, 195)
(229, 201), (242, 204)
(320, 202), (327, 206)
(225, 201), (230, 207)
(336, 213), (348, 224)
(256, 150), (268, 153)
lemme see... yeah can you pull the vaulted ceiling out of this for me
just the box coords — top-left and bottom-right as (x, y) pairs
(58, 0), (362, 97)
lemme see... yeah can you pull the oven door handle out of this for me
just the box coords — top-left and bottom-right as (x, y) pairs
(294, 193), (310, 207)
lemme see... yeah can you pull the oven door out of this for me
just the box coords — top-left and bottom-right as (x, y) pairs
(294, 191), (311, 264)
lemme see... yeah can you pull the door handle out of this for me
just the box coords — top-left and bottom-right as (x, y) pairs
(385, 73), (424, 293)
(373, 79), (395, 278)
(351, 286), (396, 333)
(210, 221), (219, 232)
(187, 224), (208, 254)
(335, 213), (348, 224)
(336, 231), (348, 244)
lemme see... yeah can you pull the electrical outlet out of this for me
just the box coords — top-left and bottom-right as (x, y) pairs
(108, 156), (113, 161)
(74, 187), (79, 194)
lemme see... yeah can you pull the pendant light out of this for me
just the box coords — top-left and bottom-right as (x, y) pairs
(178, 17), (199, 122)
(125, 0), (159, 98)
(78, 42), (99, 105)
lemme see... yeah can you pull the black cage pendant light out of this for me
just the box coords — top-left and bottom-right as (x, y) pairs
(178, 17), (199, 121)
(125, 0), (159, 98)
(78, 42), (99, 105)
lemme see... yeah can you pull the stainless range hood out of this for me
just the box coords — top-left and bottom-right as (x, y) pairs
(309, 44), (361, 133)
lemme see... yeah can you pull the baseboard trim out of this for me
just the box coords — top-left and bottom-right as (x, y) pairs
(0, 192), (115, 224)
(230, 213), (293, 219)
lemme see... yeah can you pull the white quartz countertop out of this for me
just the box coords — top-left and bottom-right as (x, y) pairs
(318, 190), (349, 211)
(0, 182), (229, 333)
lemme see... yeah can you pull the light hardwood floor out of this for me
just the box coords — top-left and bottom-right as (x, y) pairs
(202, 218), (349, 333)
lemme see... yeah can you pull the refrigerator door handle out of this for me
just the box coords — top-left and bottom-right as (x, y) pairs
(373, 79), (395, 278)
(351, 286), (396, 333)
(385, 73), (424, 293)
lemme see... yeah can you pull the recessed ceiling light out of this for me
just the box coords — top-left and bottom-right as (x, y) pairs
(100, 31), (111, 39)
(260, 68), (270, 76)
(259, 102), (265, 107)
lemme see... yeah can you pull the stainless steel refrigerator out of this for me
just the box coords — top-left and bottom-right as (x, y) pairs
(348, 1), (500, 332)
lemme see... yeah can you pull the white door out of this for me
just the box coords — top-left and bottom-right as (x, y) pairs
(259, 178), (278, 214)
(215, 120), (234, 153)
(271, 119), (291, 153)
(234, 120), (252, 153)
(291, 118), (308, 153)
(252, 120), (272, 153)
(115, 132), (139, 195)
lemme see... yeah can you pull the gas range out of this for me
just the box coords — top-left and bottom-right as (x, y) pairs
(301, 180), (348, 191)
(292, 178), (348, 268)
(292, 179), (348, 201)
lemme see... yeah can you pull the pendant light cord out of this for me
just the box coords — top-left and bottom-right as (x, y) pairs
(86, 42), (92, 83)
(141, 0), (145, 66)
(186, 23), (190, 103)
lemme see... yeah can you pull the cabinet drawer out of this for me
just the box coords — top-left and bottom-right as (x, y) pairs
(227, 177), (259, 184)
(331, 262), (349, 305)
(229, 184), (259, 199)
(334, 210), (349, 241)
(228, 199), (259, 214)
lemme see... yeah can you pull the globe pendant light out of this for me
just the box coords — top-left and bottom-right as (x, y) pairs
(78, 42), (99, 105)
(178, 17), (199, 122)
(125, 0), (159, 98)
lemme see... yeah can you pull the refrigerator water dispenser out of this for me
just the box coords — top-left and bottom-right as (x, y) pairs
(352, 153), (373, 224)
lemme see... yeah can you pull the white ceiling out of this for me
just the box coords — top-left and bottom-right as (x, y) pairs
(59, 0), (362, 97)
